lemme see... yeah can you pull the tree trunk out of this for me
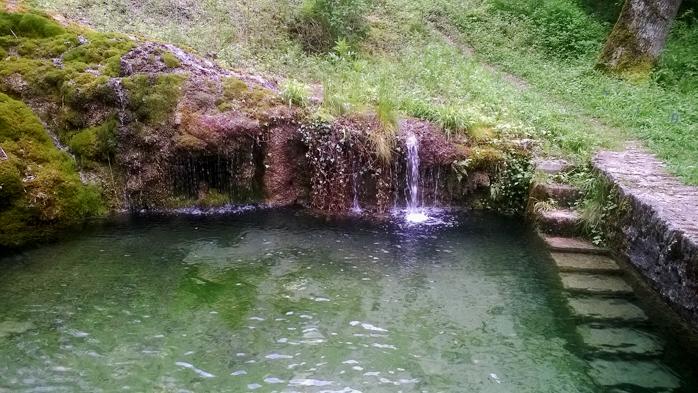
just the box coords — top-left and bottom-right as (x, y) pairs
(597, 0), (683, 78)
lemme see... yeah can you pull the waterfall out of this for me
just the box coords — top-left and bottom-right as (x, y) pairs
(351, 170), (362, 214)
(404, 133), (429, 223)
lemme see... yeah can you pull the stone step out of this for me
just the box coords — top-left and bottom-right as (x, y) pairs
(536, 208), (581, 236)
(567, 297), (648, 323)
(530, 182), (582, 207)
(550, 252), (621, 274)
(541, 235), (609, 255)
(577, 324), (663, 356)
(588, 359), (680, 390)
(535, 158), (573, 175)
(560, 273), (633, 296)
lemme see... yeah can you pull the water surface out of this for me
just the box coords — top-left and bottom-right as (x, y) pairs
(0, 209), (695, 392)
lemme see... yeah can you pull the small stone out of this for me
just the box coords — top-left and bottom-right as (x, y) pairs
(535, 158), (572, 175)
(589, 359), (680, 390)
(567, 297), (647, 322)
(550, 253), (620, 274)
(559, 273), (633, 295)
(577, 325), (663, 356)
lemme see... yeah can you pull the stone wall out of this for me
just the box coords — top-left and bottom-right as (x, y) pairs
(593, 146), (698, 328)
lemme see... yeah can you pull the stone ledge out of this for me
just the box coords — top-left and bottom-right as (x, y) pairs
(593, 146), (698, 328)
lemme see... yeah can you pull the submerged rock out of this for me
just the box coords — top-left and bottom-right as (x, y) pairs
(0, 319), (34, 338)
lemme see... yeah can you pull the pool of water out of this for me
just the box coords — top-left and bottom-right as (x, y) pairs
(0, 209), (696, 392)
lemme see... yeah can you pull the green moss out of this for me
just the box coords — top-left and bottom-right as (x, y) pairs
(175, 132), (207, 151)
(69, 118), (118, 162)
(222, 77), (249, 100)
(122, 73), (186, 124)
(0, 12), (66, 39)
(0, 93), (49, 142)
(0, 92), (104, 248)
(162, 51), (181, 68)
(0, 160), (23, 205)
(197, 188), (230, 207)
(62, 32), (134, 77)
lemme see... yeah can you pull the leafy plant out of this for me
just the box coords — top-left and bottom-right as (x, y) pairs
(281, 79), (310, 107)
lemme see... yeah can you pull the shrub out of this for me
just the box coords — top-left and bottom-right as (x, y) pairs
(290, 0), (370, 52)
(491, 0), (605, 57)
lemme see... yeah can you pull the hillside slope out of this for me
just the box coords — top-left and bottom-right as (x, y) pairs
(27, 0), (697, 183)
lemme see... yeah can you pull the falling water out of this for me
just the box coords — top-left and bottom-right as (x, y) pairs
(351, 170), (362, 214)
(405, 133), (429, 223)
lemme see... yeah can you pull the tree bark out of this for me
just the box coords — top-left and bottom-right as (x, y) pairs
(597, 0), (683, 78)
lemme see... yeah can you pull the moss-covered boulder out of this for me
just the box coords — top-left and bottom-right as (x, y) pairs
(0, 92), (103, 248)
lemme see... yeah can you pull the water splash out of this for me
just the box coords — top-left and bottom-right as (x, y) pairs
(404, 133), (429, 224)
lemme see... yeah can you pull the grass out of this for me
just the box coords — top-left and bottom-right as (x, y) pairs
(18, 0), (698, 184)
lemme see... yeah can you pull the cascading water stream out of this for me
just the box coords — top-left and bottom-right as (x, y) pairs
(404, 133), (429, 223)
(351, 169), (362, 214)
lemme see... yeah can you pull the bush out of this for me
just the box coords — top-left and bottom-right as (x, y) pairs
(656, 13), (698, 92)
(290, 0), (370, 52)
(491, 0), (606, 57)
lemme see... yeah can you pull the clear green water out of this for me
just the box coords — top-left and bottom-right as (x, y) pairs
(0, 209), (696, 392)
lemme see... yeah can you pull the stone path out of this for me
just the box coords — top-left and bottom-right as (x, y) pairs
(594, 145), (698, 244)
(533, 158), (682, 391)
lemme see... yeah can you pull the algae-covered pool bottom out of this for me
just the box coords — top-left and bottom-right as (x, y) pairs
(0, 209), (696, 392)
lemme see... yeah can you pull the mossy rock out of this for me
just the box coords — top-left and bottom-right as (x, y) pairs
(0, 92), (104, 248)
(0, 12), (66, 39)
(0, 160), (23, 205)
(69, 118), (118, 162)
(122, 73), (186, 124)
(161, 51), (181, 68)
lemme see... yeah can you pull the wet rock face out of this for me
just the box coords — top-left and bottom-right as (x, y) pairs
(0, 17), (530, 228)
(593, 147), (698, 328)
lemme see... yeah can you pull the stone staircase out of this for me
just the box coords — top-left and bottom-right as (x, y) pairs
(531, 159), (681, 392)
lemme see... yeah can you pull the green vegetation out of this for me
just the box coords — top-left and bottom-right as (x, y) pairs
(31, 0), (697, 183)
(280, 79), (310, 107)
(122, 74), (185, 124)
(0, 92), (103, 247)
(290, 0), (370, 52)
